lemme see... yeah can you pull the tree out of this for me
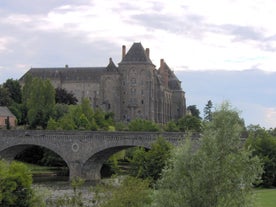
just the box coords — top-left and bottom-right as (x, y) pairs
(0, 160), (44, 207)
(187, 105), (201, 119)
(130, 137), (172, 183)
(55, 87), (77, 105)
(22, 77), (55, 129)
(203, 100), (213, 121)
(153, 102), (263, 207)
(128, 119), (160, 132)
(3, 79), (22, 104)
(246, 125), (276, 187)
(0, 86), (12, 106)
(177, 115), (202, 132)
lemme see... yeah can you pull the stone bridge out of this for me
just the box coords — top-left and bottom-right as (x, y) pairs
(0, 130), (196, 181)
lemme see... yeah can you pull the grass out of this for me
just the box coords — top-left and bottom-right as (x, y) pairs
(254, 188), (276, 207)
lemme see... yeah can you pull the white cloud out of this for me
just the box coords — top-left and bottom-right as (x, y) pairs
(264, 107), (276, 128)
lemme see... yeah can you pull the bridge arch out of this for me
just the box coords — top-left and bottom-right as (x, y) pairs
(0, 144), (70, 179)
(82, 142), (152, 180)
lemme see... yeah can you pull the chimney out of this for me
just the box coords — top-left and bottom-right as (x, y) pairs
(146, 48), (150, 59)
(122, 45), (126, 59)
(160, 59), (164, 70)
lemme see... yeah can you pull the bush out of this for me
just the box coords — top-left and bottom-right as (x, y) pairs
(0, 160), (45, 207)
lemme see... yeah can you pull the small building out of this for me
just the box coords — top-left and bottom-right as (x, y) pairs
(0, 106), (16, 129)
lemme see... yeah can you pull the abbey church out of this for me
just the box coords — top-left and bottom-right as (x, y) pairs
(21, 43), (186, 123)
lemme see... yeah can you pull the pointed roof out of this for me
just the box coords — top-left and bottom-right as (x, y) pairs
(106, 58), (118, 71)
(0, 106), (15, 117)
(121, 42), (152, 64)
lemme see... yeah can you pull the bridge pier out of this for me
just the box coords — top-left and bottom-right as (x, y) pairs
(82, 161), (102, 181)
(68, 161), (84, 180)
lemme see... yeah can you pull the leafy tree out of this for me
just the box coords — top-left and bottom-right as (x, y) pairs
(128, 119), (160, 132)
(0, 86), (12, 106)
(22, 77), (55, 129)
(246, 125), (276, 187)
(177, 115), (202, 132)
(55, 87), (77, 105)
(0, 160), (44, 207)
(203, 100), (213, 121)
(153, 102), (263, 207)
(187, 105), (201, 119)
(130, 137), (172, 183)
(47, 117), (59, 130)
(3, 79), (22, 104)
(79, 113), (90, 129)
(164, 121), (179, 132)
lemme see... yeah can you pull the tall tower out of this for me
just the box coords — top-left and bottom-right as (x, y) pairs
(118, 43), (156, 122)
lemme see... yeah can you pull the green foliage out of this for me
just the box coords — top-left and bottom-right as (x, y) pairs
(55, 87), (78, 105)
(177, 114), (202, 132)
(47, 117), (59, 130)
(203, 99), (213, 121)
(0, 160), (44, 207)
(130, 137), (172, 183)
(164, 121), (179, 132)
(128, 119), (160, 132)
(22, 76), (56, 129)
(97, 176), (152, 207)
(153, 102), (263, 207)
(246, 125), (276, 187)
(3, 79), (22, 104)
(0, 86), (12, 106)
(187, 105), (201, 119)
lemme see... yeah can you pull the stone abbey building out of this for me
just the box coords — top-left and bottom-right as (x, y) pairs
(21, 43), (186, 123)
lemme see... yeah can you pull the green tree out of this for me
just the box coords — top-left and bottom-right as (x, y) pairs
(55, 87), (78, 105)
(187, 105), (201, 119)
(177, 115), (202, 132)
(23, 77), (55, 129)
(246, 125), (276, 187)
(203, 100), (213, 121)
(3, 79), (22, 104)
(164, 121), (179, 132)
(47, 117), (59, 130)
(130, 137), (172, 183)
(128, 119), (160, 132)
(153, 102), (263, 207)
(0, 160), (44, 207)
(79, 113), (90, 129)
(0, 86), (12, 106)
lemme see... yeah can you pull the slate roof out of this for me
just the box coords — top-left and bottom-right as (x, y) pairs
(121, 42), (152, 64)
(0, 106), (15, 117)
(106, 58), (118, 71)
(22, 67), (107, 82)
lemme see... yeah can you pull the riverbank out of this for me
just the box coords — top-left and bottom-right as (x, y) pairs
(33, 181), (96, 207)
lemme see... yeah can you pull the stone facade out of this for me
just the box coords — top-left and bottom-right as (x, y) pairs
(20, 43), (186, 123)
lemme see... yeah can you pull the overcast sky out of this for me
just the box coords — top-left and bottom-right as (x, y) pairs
(0, 0), (275, 128)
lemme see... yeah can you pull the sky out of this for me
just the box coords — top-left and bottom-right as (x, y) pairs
(0, 0), (275, 128)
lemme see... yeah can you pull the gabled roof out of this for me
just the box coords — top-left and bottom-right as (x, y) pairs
(0, 106), (15, 117)
(121, 42), (152, 64)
